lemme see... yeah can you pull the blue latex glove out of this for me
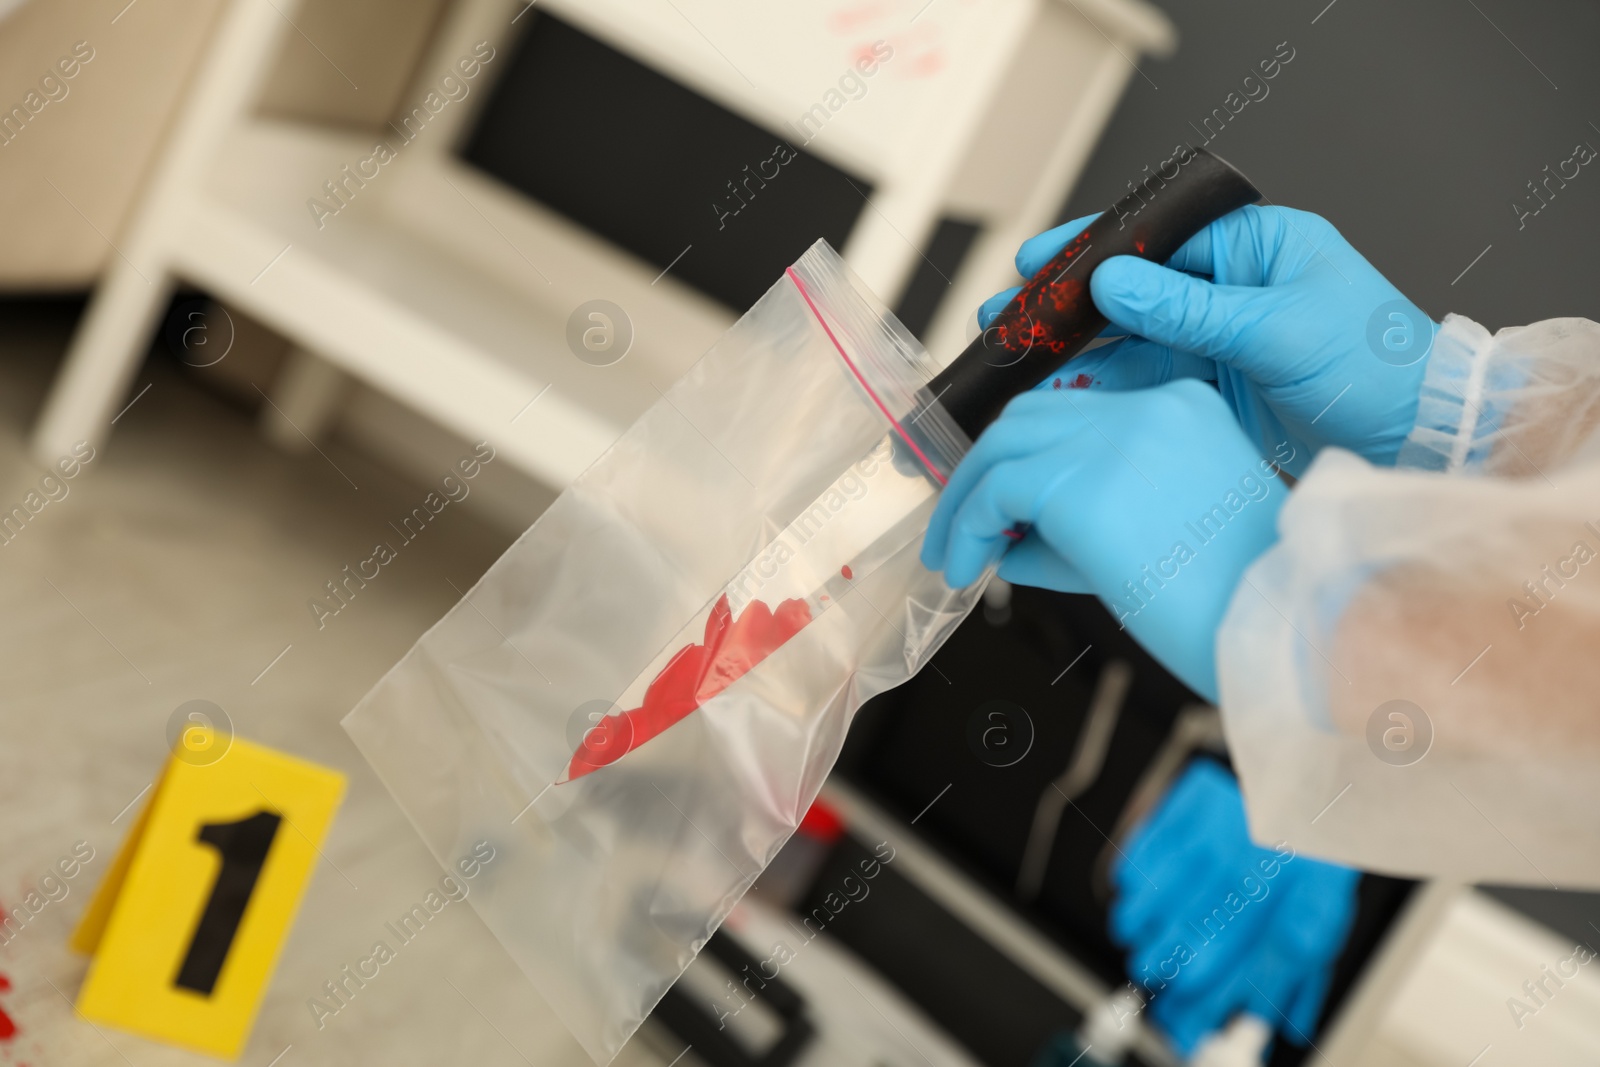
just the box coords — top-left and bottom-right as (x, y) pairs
(978, 205), (1435, 477)
(1111, 761), (1360, 1057)
(921, 380), (1283, 700)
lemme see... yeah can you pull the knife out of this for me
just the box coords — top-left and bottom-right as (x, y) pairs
(564, 146), (1260, 781)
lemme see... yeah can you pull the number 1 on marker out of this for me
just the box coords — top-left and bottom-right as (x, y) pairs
(177, 811), (282, 996)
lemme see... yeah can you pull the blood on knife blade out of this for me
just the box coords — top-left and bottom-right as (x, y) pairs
(564, 594), (812, 781)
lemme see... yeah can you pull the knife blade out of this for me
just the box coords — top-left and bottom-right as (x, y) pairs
(561, 430), (938, 781)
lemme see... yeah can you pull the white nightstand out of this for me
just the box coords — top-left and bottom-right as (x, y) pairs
(31, 0), (1174, 490)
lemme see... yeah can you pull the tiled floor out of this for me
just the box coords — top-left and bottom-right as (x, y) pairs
(0, 300), (667, 1066)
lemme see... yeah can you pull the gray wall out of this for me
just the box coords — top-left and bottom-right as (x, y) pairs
(1059, 0), (1600, 331)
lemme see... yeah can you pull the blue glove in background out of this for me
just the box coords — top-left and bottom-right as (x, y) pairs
(920, 380), (1284, 700)
(978, 205), (1435, 476)
(1111, 761), (1360, 1057)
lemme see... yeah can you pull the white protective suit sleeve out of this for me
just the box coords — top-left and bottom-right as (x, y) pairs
(1218, 313), (1600, 887)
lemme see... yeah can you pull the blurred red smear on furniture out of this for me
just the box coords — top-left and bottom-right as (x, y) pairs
(798, 800), (846, 843)
(566, 594), (812, 780)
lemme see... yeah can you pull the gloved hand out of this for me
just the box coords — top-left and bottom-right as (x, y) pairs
(920, 380), (1283, 700)
(1111, 761), (1360, 1057)
(978, 205), (1434, 476)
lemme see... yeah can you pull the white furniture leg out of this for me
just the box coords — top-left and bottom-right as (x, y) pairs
(29, 260), (174, 463)
(258, 347), (352, 454)
(29, 0), (299, 468)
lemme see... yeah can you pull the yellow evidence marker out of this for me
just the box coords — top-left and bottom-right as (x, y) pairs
(72, 729), (345, 1059)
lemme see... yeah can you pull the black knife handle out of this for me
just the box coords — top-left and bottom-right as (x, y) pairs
(923, 146), (1260, 441)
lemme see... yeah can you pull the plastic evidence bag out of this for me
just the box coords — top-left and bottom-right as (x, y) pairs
(344, 240), (985, 1063)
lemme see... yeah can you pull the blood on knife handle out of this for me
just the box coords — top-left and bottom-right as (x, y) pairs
(923, 146), (1260, 441)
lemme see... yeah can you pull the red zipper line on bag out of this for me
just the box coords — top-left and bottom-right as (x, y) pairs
(784, 267), (948, 487)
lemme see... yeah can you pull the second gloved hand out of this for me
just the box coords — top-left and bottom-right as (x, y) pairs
(920, 380), (1286, 700)
(1111, 761), (1360, 1057)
